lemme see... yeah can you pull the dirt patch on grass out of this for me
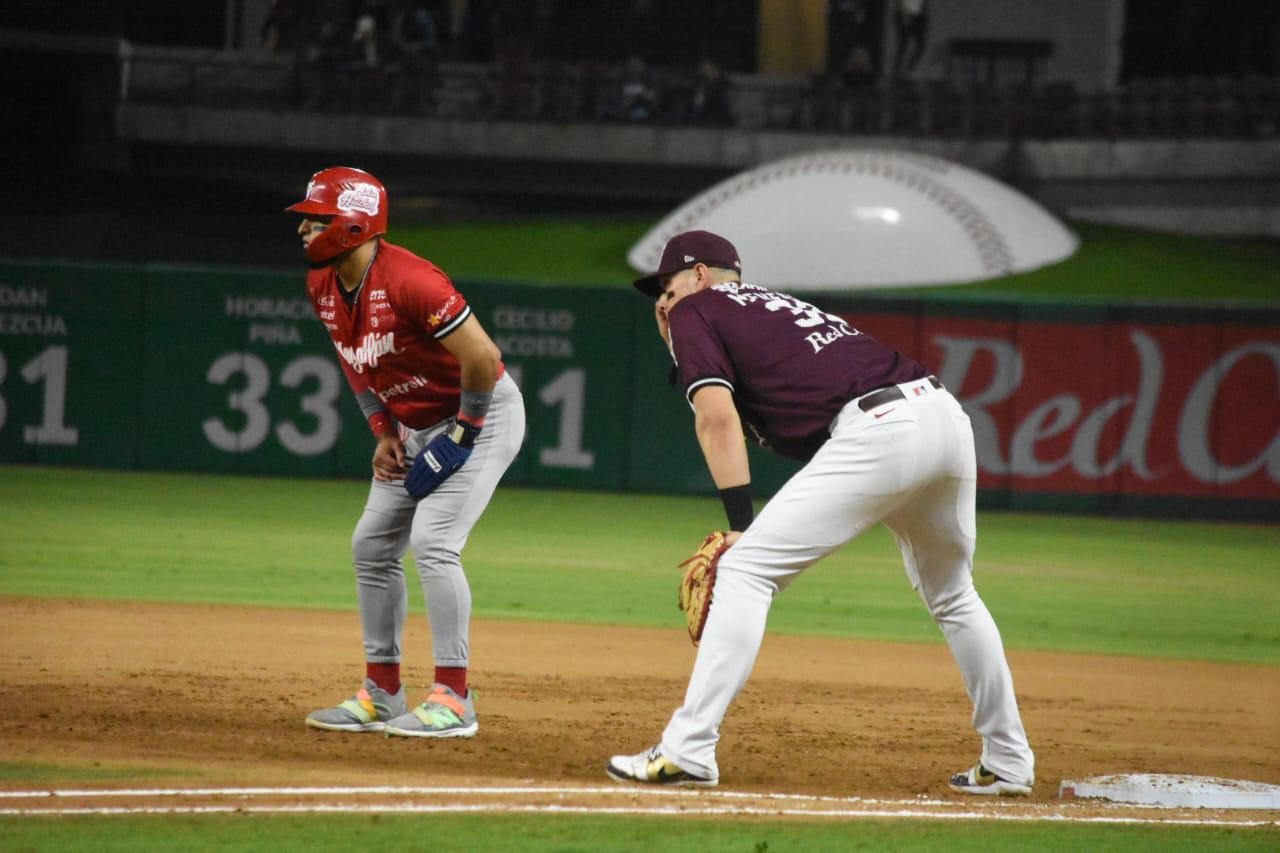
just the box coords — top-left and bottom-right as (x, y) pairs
(1, 598), (1276, 819)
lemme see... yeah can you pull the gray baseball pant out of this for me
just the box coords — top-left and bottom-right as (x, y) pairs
(351, 372), (524, 668)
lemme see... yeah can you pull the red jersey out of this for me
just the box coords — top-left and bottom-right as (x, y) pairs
(306, 241), (498, 431)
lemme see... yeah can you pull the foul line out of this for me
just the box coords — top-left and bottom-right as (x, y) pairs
(0, 785), (958, 804)
(0, 785), (1275, 827)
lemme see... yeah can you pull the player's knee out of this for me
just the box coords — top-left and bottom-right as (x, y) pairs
(716, 562), (780, 601)
(412, 541), (462, 577)
(923, 582), (978, 622)
(352, 531), (400, 571)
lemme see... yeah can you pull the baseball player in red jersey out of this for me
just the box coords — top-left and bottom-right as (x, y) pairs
(606, 231), (1035, 794)
(288, 167), (525, 738)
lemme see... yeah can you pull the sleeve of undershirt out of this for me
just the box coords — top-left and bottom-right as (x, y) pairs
(334, 350), (394, 436)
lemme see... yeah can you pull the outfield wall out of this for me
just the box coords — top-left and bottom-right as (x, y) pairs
(0, 260), (1276, 519)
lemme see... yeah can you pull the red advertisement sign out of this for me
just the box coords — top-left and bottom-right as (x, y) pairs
(846, 311), (1280, 502)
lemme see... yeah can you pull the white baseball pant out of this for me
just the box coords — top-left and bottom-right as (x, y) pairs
(660, 378), (1034, 785)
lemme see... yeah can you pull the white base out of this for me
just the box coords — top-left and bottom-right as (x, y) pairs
(1059, 774), (1280, 810)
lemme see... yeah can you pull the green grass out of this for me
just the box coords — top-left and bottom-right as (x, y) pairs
(387, 219), (646, 287)
(2, 466), (1277, 665)
(901, 223), (1280, 303)
(389, 219), (1280, 302)
(0, 762), (195, 783)
(0, 814), (1275, 852)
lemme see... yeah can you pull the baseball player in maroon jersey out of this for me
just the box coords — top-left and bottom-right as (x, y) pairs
(288, 167), (525, 738)
(606, 230), (1035, 794)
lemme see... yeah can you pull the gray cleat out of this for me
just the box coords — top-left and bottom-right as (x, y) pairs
(384, 683), (478, 738)
(305, 678), (407, 732)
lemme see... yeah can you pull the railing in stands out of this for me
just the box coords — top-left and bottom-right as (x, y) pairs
(118, 49), (1280, 140)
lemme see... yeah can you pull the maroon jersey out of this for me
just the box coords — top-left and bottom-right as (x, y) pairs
(668, 281), (927, 460)
(306, 241), (499, 430)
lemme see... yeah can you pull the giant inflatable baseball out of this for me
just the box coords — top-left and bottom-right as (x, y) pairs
(628, 149), (1079, 290)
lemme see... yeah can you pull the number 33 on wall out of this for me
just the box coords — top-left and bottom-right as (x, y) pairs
(202, 353), (597, 471)
(202, 352), (342, 455)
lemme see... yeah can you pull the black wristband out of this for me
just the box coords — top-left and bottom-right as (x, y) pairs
(449, 419), (482, 449)
(719, 484), (754, 532)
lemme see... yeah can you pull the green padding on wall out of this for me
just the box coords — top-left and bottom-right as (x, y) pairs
(137, 267), (362, 477)
(463, 281), (638, 490)
(0, 261), (144, 468)
(624, 323), (800, 499)
(3, 260), (1275, 520)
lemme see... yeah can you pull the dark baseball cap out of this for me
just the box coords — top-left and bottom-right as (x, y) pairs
(632, 230), (742, 298)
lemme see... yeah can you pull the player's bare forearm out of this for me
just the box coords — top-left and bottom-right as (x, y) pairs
(441, 314), (502, 392)
(693, 386), (750, 490)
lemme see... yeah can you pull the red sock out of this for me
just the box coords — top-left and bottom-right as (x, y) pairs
(434, 666), (467, 697)
(366, 662), (401, 695)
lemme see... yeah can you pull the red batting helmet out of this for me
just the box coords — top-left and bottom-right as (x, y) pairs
(286, 167), (388, 262)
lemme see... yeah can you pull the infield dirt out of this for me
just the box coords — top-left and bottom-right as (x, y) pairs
(2, 597), (1277, 816)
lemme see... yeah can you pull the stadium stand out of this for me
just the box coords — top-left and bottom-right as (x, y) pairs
(118, 44), (1280, 140)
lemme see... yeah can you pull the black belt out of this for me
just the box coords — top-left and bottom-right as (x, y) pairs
(857, 376), (943, 412)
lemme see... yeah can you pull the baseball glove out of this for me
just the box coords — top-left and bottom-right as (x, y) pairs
(677, 531), (729, 646)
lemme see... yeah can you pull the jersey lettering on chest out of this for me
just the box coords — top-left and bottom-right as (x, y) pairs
(714, 282), (861, 353)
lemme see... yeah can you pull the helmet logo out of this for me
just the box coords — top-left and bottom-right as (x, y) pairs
(337, 183), (381, 216)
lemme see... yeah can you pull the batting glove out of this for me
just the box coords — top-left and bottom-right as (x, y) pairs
(404, 420), (480, 501)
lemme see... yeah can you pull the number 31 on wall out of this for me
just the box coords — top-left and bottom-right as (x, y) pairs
(0, 346), (81, 445)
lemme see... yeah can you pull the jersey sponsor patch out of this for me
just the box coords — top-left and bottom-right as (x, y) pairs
(429, 294), (461, 327)
(432, 303), (471, 338)
(334, 330), (400, 372)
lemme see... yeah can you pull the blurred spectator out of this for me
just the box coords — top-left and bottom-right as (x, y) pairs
(390, 0), (440, 61)
(353, 12), (384, 68)
(891, 0), (928, 78)
(599, 55), (659, 122)
(620, 54), (659, 121)
(841, 44), (876, 88)
(302, 17), (358, 108)
(306, 17), (354, 66)
(387, 0), (440, 113)
(624, 0), (661, 48)
(532, 0), (556, 58)
(460, 0), (498, 61)
(800, 71), (857, 131)
(690, 59), (733, 125)
(493, 0), (536, 64)
(827, 0), (877, 77)
(260, 0), (302, 54)
(356, 0), (392, 30)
